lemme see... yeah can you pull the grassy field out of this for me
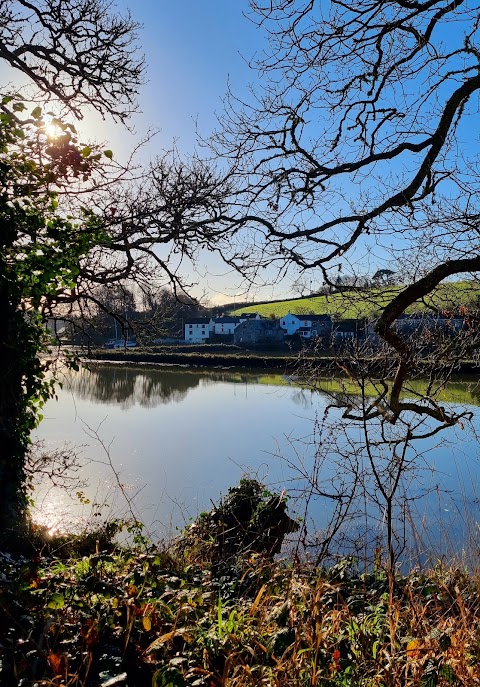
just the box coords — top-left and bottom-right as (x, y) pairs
(234, 281), (480, 319)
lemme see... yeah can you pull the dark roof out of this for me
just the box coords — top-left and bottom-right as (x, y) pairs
(214, 316), (242, 324)
(240, 313), (259, 319)
(185, 318), (211, 325)
(334, 319), (358, 331)
(292, 313), (331, 320)
(236, 319), (281, 330)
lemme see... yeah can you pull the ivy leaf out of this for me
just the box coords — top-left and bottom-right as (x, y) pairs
(152, 666), (184, 687)
(439, 664), (456, 684)
(47, 592), (65, 609)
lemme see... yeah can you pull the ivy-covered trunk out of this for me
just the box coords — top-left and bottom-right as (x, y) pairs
(0, 251), (36, 535)
(0, 107), (102, 541)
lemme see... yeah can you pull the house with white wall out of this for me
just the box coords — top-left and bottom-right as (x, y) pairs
(279, 312), (332, 339)
(184, 317), (213, 343)
(212, 315), (243, 336)
(184, 313), (262, 343)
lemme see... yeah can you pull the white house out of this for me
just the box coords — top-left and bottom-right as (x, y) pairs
(212, 315), (243, 336)
(279, 312), (332, 338)
(214, 313), (262, 335)
(184, 317), (213, 343)
(184, 313), (262, 343)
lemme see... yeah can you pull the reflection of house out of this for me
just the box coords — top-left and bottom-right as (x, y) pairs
(279, 312), (332, 339)
(234, 318), (284, 347)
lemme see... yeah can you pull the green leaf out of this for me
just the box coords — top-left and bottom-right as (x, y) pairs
(439, 664), (456, 684)
(152, 666), (184, 687)
(31, 106), (42, 119)
(104, 149), (113, 160)
(81, 146), (92, 158)
(47, 592), (65, 610)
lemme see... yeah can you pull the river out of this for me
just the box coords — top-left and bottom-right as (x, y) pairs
(32, 363), (480, 564)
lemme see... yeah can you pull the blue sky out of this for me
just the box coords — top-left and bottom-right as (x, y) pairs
(6, 1), (467, 306)
(0, 1), (276, 304)
(99, 2), (261, 158)
(88, 1), (283, 305)
(0, 1), (421, 305)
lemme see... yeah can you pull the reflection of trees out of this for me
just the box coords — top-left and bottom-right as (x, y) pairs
(66, 365), (480, 413)
(290, 389), (316, 411)
(65, 365), (265, 409)
(312, 375), (480, 409)
(66, 366), (199, 409)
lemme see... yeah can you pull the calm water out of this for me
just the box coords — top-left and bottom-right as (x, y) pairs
(33, 363), (480, 563)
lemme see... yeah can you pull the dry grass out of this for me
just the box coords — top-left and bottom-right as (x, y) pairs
(2, 533), (480, 686)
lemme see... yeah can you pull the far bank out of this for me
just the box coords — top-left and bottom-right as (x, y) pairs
(89, 345), (480, 375)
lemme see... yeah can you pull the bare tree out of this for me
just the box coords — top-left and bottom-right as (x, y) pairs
(0, 0), (144, 121)
(0, 2), (233, 534)
(46, 151), (234, 340)
(210, 0), (480, 425)
(291, 274), (311, 297)
(205, 0), (480, 572)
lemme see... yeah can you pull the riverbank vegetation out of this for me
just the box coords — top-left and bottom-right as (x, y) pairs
(3, 515), (480, 686)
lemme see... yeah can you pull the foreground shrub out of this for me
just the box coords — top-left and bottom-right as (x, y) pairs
(176, 478), (299, 570)
(2, 536), (480, 685)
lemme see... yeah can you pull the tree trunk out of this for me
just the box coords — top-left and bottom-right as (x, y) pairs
(0, 259), (31, 536)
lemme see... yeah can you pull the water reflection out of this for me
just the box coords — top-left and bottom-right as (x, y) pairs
(35, 365), (313, 540)
(34, 364), (480, 566)
(63, 363), (480, 412)
(69, 364), (200, 408)
(67, 364), (290, 409)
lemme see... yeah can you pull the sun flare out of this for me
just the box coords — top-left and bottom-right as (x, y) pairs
(43, 119), (63, 140)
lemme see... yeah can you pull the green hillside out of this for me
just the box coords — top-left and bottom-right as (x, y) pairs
(234, 281), (480, 320)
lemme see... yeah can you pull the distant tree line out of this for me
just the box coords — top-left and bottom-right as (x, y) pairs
(66, 285), (207, 345)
